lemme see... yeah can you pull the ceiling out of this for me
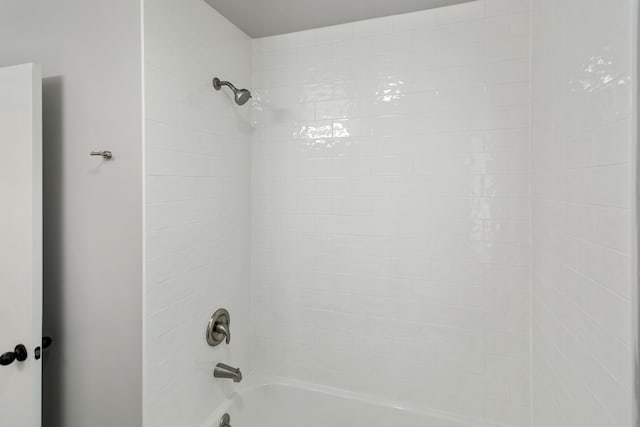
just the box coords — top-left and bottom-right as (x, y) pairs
(204, 0), (475, 38)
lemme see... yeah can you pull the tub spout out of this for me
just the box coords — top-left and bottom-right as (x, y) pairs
(214, 362), (242, 383)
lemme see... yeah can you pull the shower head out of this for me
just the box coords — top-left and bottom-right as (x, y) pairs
(234, 88), (252, 106)
(213, 77), (252, 106)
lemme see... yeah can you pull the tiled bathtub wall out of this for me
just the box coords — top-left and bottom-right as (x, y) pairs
(531, 1), (635, 426)
(143, 0), (252, 425)
(251, 1), (532, 424)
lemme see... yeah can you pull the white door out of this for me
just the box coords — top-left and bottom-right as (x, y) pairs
(0, 63), (43, 427)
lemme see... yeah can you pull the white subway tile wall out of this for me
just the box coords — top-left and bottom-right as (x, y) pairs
(251, 1), (532, 425)
(143, 0), (252, 425)
(531, 1), (635, 426)
(142, 1), (636, 426)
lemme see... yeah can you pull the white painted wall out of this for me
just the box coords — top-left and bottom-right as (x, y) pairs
(0, 1), (143, 427)
(250, 1), (532, 424)
(142, 0), (252, 425)
(531, 0), (637, 426)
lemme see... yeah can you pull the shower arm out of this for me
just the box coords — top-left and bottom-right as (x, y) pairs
(213, 78), (238, 93)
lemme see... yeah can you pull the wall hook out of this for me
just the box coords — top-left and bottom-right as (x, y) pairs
(90, 150), (112, 160)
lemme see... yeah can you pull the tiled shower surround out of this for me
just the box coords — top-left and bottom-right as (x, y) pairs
(144, 0), (252, 425)
(143, 1), (637, 427)
(531, 0), (635, 425)
(251, 1), (532, 425)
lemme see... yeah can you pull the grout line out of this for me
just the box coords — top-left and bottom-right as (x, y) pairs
(527, 0), (535, 424)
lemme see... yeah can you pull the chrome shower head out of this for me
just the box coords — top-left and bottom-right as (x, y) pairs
(213, 77), (252, 106)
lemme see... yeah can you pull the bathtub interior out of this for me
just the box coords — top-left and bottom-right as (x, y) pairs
(204, 381), (472, 427)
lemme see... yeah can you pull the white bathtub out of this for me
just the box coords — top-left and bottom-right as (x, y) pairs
(203, 377), (473, 427)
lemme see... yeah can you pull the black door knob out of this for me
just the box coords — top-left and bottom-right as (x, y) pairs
(0, 344), (28, 366)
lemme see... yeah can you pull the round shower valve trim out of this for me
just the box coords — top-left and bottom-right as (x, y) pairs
(207, 308), (231, 346)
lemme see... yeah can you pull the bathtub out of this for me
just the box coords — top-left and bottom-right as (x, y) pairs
(202, 377), (473, 427)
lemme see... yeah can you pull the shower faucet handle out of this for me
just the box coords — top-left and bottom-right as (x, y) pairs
(207, 308), (231, 346)
(215, 322), (230, 345)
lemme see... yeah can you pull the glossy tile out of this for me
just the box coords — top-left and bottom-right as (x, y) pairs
(251, 2), (532, 425)
(531, 0), (635, 425)
(144, 0), (252, 425)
